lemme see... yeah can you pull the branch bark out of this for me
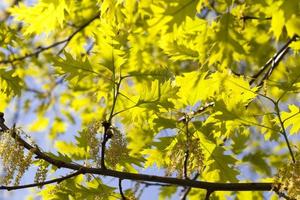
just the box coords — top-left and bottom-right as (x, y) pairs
(0, 114), (275, 193)
(274, 104), (296, 163)
(180, 173), (199, 200)
(0, 170), (81, 191)
(205, 190), (213, 200)
(100, 121), (112, 169)
(250, 35), (298, 86)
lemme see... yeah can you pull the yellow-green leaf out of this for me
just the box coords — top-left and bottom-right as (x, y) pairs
(271, 10), (285, 40)
(29, 115), (49, 132)
(10, 0), (69, 35)
(281, 104), (300, 135)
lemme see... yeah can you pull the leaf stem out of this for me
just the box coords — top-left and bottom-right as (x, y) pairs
(108, 77), (122, 123)
(274, 104), (296, 163)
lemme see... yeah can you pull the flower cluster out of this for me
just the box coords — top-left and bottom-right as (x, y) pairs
(275, 154), (300, 200)
(106, 127), (129, 169)
(0, 129), (33, 185)
(34, 160), (49, 186)
(86, 121), (102, 166)
(166, 134), (205, 178)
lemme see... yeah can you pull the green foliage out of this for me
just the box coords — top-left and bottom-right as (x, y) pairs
(10, 0), (69, 35)
(0, 69), (22, 96)
(0, 0), (300, 199)
(281, 104), (300, 135)
(54, 51), (95, 81)
(39, 175), (116, 200)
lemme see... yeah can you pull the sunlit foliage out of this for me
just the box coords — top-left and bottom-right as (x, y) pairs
(0, 0), (300, 199)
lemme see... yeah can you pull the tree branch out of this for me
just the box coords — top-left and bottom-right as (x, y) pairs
(180, 173), (199, 200)
(108, 77), (123, 123)
(178, 102), (215, 123)
(205, 190), (213, 200)
(139, 181), (172, 187)
(183, 150), (189, 180)
(183, 115), (190, 180)
(0, 113), (275, 192)
(250, 35), (298, 86)
(0, 170), (82, 191)
(0, 12), (100, 64)
(119, 178), (127, 200)
(241, 16), (271, 21)
(100, 121), (112, 169)
(180, 116), (191, 200)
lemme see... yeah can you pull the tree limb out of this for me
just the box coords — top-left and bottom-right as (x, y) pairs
(250, 35), (298, 86)
(241, 16), (271, 21)
(100, 121), (112, 169)
(139, 182), (172, 187)
(0, 113), (275, 192)
(0, 170), (82, 191)
(178, 102), (215, 123)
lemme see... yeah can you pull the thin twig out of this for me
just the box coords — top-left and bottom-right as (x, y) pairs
(180, 173), (199, 200)
(100, 121), (112, 169)
(0, 170), (82, 191)
(205, 190), (213, 200)
(101, 48), (122, 168)
(112, 104), (137, 117)
(180, 117), (194, 200)
(0, 12), (100, 64)
(108, 77), (122, 122)
(139, 181), (172, 187)
(250, 35), (298, 86)
(183, 115), (190, 180)
(241, 16), (271, 21)
(274, 104), (296, 163)
(183, 150), (189, 180)
(282, 112), (300, 124)
(119, 179), (127, 200)
(178, 102), (215, 122)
